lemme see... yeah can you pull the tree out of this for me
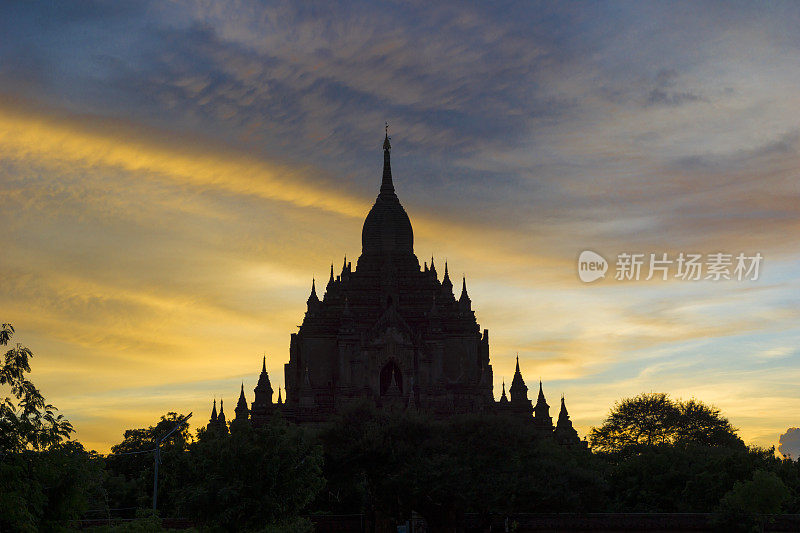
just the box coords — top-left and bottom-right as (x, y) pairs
(589, 392), (743, 454)
(721, 469), (790, 514)
(0, 324), (103, 532)
(318, 401), (437, 524)
(676, 398), (743, 448)
(176, 418), (323, 531)
(716, 470), (791, 532)
(104, 412), (194, 515)
(318, 402), (605, 529)
(0, 323), (73, 453)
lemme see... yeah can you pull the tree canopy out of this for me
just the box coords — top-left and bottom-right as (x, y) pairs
(589, 392), (743, 454)
(318, 402), (604, 529)
(1, 323), (73, 453)
(3, 330), (799, 530)
(0, 324), (103, 532)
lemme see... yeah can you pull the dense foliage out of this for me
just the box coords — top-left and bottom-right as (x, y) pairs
(317, 402), (603, 529)
(3, 325), (800, 531)
(1, 324), (74, 453)
(178, 419), (323, 531)
(101, 415), (323, 532)
(589, 392), (744, 453)
(1, 324), (104, 532)
(103, 411), (195, 515)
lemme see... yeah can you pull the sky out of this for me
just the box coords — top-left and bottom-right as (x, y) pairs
(1, 1), (799, 453)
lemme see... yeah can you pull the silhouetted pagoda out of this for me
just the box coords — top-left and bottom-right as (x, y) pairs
(210, 131), (580, 444)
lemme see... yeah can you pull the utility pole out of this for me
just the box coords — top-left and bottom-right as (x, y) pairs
(152, 412), (192, 512)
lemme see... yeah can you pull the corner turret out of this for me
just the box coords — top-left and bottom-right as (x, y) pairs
(251, 356), (275, 426)
(459, 276), (472, 312)
(307, 279), (320, 312)
(215, 399), (228, 434)
(554, 395), (581, 445)
(500, 380), (509, 403)
(235, 383), (250, 423)
(509, 354), (528, 403)
(533, 380), (554, 431)
(508, 354), (533, 418)
(441, 261), (454, 299)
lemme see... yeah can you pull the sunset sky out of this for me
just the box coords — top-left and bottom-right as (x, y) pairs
(1, 1), (799, 453)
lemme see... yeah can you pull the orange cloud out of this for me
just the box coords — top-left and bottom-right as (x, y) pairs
(0, 98), (366, 218)
(2, 97), (798, 453)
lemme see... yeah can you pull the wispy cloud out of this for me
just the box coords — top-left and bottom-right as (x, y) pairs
(1, 1), (799, 451)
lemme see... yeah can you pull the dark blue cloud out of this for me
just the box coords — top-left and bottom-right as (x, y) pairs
(2, 0), (800, 245)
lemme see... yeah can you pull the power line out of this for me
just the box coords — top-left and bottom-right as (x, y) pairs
(105, 448), (156, 456)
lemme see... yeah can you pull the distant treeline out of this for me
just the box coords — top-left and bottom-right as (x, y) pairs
(2, 323), (799, 532)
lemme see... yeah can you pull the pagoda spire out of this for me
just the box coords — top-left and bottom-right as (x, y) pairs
(558, 394), (569, 422)
(510, 353), (528, 402)
(235, 382), (249, 422)
(555, 394), (579, 444)
(277, 386), (283, 405)
(533, 379), (553, 430)
(459, 275), (472, 311)
(254, 355), (273, 399)
(341, 255), (351, 279)
(500, 380), (509, 403)
(307, 278), (320, 307)
(218, 398), (227, 427)
(537, 379), (546, 403)
(329, 263), (335, 283)
(380, 123), (396, 199)
(251, 355), (274, 425)
(210, 398), (217, 423)
(442, 261), (453, 295)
